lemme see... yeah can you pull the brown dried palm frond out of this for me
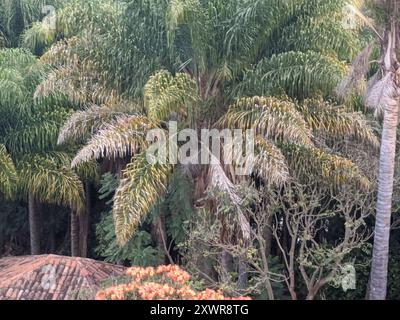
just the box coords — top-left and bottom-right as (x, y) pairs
(113, 151), (174, 245)
(39, 37), (81, 67)
(336, 42), (375, 99)
(218, 96), (313, 145)
(252, 136), (289, 185)
(208, 154), (250, 240)
(71, 115), (154, 168)
(364, 72), (397, 117)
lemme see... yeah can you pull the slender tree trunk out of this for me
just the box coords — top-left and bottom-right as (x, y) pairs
(49, 213), (56, 253)
(264, 213), (274, 257)
(370, 95), (399, 300)
(369, 20), (400, 300)
(221, 251), (233, 271)
(78, 211), (89, 257)
(29, 194), (41, 255)
(70, 211), (79, 257)
(78, 183), (91, 257)
(237, 214), (250, 291)
(151, 211), (172, 264)
(237, 258), (248, 291)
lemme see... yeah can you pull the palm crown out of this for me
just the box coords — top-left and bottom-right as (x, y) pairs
(27, 0), (379, 245)
(0, 48), (86, 212)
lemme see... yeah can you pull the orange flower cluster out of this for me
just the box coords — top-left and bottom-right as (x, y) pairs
(138, 282), (176, 300)
(96, 265), (251, 301)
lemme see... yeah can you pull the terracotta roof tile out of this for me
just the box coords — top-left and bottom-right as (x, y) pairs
(0, 255), (126, 300)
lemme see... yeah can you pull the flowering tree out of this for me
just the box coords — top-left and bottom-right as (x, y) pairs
(96, 265), (251, 301)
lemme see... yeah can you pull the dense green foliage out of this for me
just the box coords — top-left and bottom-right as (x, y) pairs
(0, 0), (399, 300)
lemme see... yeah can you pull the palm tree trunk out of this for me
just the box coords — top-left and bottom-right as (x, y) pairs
(70, 211), (79, 257)
(29, 194), (41, 255)
(369, 96), (399, 300)
(151, 211), (172, 264)
(366, 14), (400, 300)
(78, 183), (91, 257)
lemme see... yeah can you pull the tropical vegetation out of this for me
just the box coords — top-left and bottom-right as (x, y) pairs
(0, 0), (400, 300)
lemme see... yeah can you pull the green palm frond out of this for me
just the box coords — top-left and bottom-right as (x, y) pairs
(37, 150), (100, 184)
(71, 115), (153, 168)
(36, 35), (123, 105)
(0, 0), (61, 46)
(275, 16), (360, 61)
(144, 70), (199, 122)
(218, 96), (313, 145)
(57, 0), (126, 37)
(17, 153), (85, 211)
(298, 98), (379, 147)
(113, 151), (174, 245)
(240, 51), (348, 98)
(0, 48), (46, 107)
(281, 143), (370, 189)
(0, 68), (27, 106)
(166, 0), (208, 69)
(0, 144), (18, 198)
(74, 159), (100, 184)
(225, 0), (353, 64)
(3, 107), (71, 155)
(21, 21), (56, 55)
(225, 0), (297, 63)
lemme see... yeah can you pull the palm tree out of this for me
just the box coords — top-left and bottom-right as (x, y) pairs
(37, 0), (377, 241)
(0, 48), (88, 255)
(337, 0), (400, 300)
(0, 0), (61, 49)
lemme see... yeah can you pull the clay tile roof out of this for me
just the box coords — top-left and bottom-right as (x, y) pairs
(0, 255), (126, 300)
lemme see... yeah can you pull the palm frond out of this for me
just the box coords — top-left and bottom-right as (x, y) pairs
(364, 72), (396, 117)
(17, 153), (85, 211)
(166, 0), (208, 70)
(57, 104), (136, 145)
(71, 115), (153, 168)
(57, 0), (126, 37)
(299, 98), (379, 147)
(218, 96), (313, 145)
(240, 50), (348, 98)
(21, 21), (56, 55)
(144, 70), (199, 122)
(275, 15), (360, 61)
(252, 136), (289, 185)
(3, 107), (70, 156)
(281, 143), (371, 189)
(0, 144), (18, 198)
(113, 151), (174, 245)
(36, 36), (123, 105)
(208, 154), (250, 240)
(336, 42), (375, 99)
(74, 159), (100, 184)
